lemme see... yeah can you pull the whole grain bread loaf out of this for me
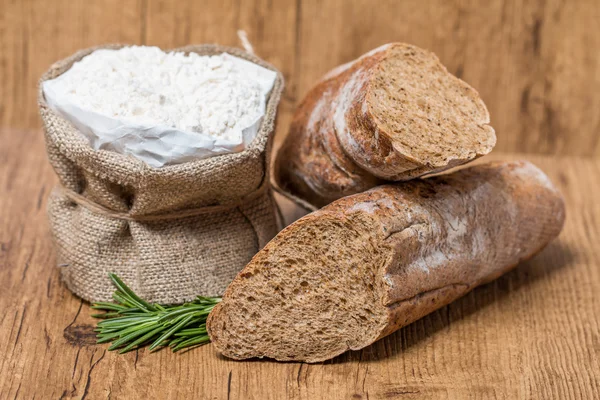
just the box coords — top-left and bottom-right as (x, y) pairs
(275, 43), (496, 209)
(208, 161), (565, 362)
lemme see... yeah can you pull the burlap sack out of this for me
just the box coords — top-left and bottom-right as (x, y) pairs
(39, 44), (284, 304)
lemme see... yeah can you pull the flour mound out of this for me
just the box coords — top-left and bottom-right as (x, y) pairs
(43, 46), (277, 167)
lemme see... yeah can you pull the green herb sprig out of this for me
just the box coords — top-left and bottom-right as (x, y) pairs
(92, 273), (221, 353)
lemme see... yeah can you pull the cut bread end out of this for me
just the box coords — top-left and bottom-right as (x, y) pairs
(207, 211), (390, 363)
(362, 43), (496, 176)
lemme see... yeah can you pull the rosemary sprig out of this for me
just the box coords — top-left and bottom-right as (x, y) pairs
(92, 273), (221, 353)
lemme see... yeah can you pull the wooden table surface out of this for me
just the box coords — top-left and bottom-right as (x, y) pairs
(0, 128), (598, 399)
(1, 1), (600, 398)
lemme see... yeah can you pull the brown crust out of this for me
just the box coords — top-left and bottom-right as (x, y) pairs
(275, 43), (496, 208)
(209, 161), (565, 362)
(274, 49), (385, 207)
(315, 161), (565, 342)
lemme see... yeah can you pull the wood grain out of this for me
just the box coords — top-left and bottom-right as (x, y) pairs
(0, 128), (598, 399)
(1, 0), (599, 398)
(1, 0), (599, 156)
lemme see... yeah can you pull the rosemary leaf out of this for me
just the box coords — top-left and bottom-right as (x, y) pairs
(149, 313), (196, 351)
(108, 273), (157, 312)
(92, 273), (221, 353)
(172, 336), (211, 352)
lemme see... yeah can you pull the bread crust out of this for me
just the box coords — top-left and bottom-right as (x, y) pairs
(275, 43), (496, 208)
(325, 161), (565, 341)
(209, 161), (565, 362)
(275, 47), (386, 207)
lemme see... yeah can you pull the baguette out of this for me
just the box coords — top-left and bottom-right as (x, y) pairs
(208, 161), (565, 362)
(275, 43), (496, 208)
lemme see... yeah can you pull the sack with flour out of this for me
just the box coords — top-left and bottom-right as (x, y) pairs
(38, 44), (284, 303)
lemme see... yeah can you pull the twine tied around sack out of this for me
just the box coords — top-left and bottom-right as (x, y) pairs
(56, 176), (270, 222)
(237, 30), (255, 55)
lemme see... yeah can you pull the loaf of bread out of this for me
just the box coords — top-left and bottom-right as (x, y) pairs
(208, 161), (565, 362)
(275, 43), (496, 208)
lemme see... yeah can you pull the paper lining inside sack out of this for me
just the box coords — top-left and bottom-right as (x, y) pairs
(42, 48), (277, 168)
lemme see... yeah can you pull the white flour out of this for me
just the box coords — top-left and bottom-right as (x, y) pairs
(43, 46), (277, 167)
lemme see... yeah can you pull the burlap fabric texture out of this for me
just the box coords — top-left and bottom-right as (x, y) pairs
(38, 44), (284, 304)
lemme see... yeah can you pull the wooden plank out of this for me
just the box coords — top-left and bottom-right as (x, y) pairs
(0, 128), (598, 399)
